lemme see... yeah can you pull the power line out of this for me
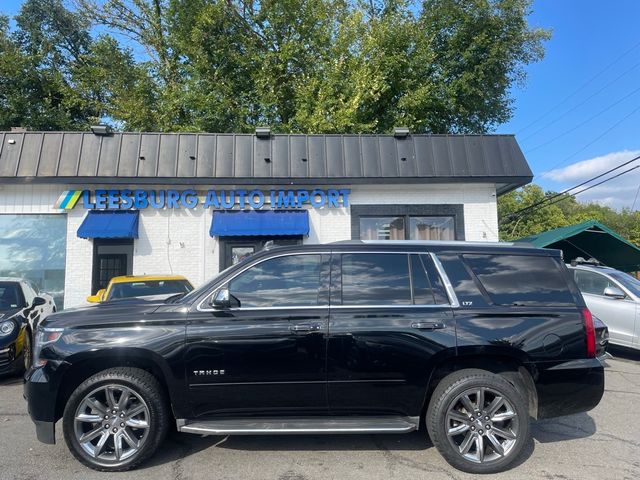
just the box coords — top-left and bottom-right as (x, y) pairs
(523, 165), (640, 215)
(516, 38), (640, 134)
(525, 85), (640, 154)
(502, 154), (640, 222)
(520, 60), (640, 142)
(542, 104), (640, 173)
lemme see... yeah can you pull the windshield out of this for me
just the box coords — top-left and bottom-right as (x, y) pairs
(107, 280), (193, 301)
(608, 271), (640, 298)
(0, 282), (25, 310)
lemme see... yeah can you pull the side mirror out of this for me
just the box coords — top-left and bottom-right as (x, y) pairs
(211, 288), (231, 309)
(32, 296), (47, 307)
(604, 286), (626, 299)
(87, 289), (106, 303)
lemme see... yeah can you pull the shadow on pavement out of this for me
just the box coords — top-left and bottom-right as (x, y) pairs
(531, 412), (596, 444)
(607, 345), (640, 362)
(0, 373), (22, 387)
(143, 427), (538, 470)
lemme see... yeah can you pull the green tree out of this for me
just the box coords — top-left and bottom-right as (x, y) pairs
(498, 183), (640, 246)
(69, 0), (549, 132)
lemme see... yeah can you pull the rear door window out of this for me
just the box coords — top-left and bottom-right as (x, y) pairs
(341, 253), (412, 305)
(463, 254), (574, 306)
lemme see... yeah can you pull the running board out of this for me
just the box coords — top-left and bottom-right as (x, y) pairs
(176, 416), (419, 435)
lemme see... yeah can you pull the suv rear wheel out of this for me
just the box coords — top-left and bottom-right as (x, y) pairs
(62, 367), (169, 471)
(426, 368), (530, 474)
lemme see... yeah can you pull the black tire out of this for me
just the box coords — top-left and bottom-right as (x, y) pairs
(426, 368), (530, 474)
(62, 367), (170, 472)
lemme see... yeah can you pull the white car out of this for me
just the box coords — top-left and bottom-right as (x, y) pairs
(568, 261), (640, 350)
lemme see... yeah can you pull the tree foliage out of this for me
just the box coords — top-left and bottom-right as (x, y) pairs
(1, 0), (549, 133)
(499, 184), (640, 246)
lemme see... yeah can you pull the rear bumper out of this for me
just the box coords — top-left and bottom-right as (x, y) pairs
(534, 357), (605, 419)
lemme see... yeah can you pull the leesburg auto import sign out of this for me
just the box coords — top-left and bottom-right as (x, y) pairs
(55, 188), (351, 210)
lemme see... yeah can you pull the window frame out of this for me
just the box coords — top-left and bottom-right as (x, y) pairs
(350, 204), (465, 241)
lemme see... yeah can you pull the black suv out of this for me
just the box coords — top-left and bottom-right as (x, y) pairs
(25, 241), (604, 474)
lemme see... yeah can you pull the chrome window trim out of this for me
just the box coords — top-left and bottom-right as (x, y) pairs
(429, 252), (460, 308)
(196, 249), (459, 312)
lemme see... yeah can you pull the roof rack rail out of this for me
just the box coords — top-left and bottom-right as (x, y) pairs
(570, 257), (602, 267)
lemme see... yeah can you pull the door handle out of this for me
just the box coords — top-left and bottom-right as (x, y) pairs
(411, 322), (446, 330)
(290, 323), (322, 333)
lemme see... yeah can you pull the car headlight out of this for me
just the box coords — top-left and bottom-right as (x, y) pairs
(0, 320), (16, 336)
(33, 327), (64, 367)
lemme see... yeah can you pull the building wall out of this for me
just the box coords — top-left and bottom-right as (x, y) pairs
(0, 183), (498, 308)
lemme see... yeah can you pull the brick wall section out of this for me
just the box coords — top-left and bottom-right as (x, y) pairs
(0, 183), (498, 308)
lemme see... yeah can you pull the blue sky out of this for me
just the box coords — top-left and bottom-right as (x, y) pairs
(3, 0), (640, 209)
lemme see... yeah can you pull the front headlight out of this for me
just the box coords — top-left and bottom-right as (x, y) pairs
(0, 320), (16, 336)
(33, 327), (64, 366)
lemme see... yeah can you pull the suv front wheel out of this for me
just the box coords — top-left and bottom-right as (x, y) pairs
(426, 368), (530, 474)
(62, 367), (169, 471)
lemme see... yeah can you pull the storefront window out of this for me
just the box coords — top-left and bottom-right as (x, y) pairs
(359, 217), (405, 240)
(0, 214), (67, 308)
(409, 216), (455, 240)
(360, 215), (454, 241)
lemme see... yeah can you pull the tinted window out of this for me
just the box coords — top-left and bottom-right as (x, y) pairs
(0, 282), (25, 309)
(573, 270), (616, 296)
(229, 254), (322, 308)
(421, 255), (450, 304)
(410, 254), (435, 304)
(108, 280), (193, 300)
(438, 254), (488, 306)
(341, 253), (411, 305)
(464, 254), (574, 306)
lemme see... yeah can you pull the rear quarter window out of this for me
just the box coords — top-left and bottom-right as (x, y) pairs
(463, 254), (575, 307)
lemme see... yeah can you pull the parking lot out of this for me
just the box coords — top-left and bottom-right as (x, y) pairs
(1, 349), (639, 480)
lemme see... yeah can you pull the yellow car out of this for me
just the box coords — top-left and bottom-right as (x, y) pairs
(86, 275), (194, 303)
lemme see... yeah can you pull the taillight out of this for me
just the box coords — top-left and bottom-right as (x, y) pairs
(582, 307), (596, 358)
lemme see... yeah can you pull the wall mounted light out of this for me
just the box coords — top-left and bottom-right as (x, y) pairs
(255, 127), (271, 139)
(90, 124), (113, 136)
(393, 127), (410, 138)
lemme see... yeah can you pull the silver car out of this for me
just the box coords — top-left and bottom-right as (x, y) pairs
(568, 262), (640, 350)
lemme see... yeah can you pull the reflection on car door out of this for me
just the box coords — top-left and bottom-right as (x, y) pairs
(185, 253), (330, 418)
(327, 252), (456, 416)
(574, 269), (637, 346)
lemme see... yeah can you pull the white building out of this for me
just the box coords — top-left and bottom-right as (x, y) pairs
(0, 130), (532, 308)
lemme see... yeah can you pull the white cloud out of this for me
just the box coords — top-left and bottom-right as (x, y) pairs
(541, 150), (640, 210)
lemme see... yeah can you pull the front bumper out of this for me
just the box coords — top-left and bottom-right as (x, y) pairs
(534, 357), (605, 419)
(0, 339), (23, 376)
(24, 364), (66, 445)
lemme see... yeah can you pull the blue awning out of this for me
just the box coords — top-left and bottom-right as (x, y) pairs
(211, 210), (309, 237)
(77, 210), (140, 239)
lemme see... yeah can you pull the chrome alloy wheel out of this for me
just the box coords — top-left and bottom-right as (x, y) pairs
(445, 387), (519, 464)
(73, 384), (150, 463)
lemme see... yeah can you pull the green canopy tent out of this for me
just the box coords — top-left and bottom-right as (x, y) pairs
(516, 220), (640, 272)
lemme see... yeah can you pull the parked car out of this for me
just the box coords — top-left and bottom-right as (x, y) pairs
(0, 277), (56, 375)
(568, 259), (640, 351)
(86, 275), (194, 303)
(25, 241), (604, 474)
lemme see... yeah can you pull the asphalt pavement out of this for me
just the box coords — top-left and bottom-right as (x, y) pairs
(2, 348), (639, 480)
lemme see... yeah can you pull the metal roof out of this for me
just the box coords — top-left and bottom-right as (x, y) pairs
(516, 220), (640, 272)
(0, 131), (532, 194)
